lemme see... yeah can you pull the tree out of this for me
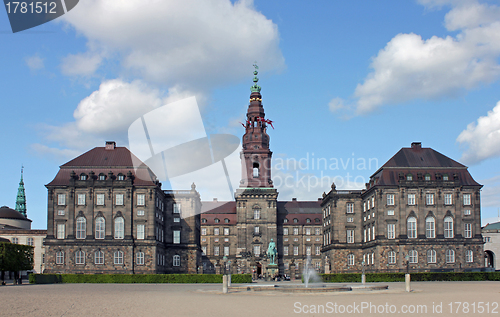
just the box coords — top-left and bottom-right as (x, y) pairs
(0, 242), (34, 283)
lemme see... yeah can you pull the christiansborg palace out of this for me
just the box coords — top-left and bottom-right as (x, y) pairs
(42, 70), (484, 277)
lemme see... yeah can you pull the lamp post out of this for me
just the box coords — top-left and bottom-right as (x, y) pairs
(405, 254), (411, 292)
(222, 256), (228, 293)
(361, 260), (366, 285)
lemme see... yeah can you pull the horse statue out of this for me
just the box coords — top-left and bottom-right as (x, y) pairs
(266, 239), (277, 265)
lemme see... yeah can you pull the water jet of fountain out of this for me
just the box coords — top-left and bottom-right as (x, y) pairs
(302, 255), (321, 288)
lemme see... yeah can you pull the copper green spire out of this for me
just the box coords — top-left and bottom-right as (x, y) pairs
(15, 166), (27, 218)
(250, 63), (261, 93)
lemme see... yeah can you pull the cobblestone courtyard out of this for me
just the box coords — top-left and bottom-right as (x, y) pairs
(1, 281), (499, 316)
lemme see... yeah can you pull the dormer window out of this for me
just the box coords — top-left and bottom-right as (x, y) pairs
(283, 218), (288, 223)
(214, 218), (220, 223)
(80, 174), (87, 181)
(293, 218), (299, 223)
(117, 174), (125, 181)
(98, 174), (106, 181)
(306, 218), (311, 223)
(425, 174), (431, 181)
(443, 174), (449, 181)
(406, 174), (413, 181)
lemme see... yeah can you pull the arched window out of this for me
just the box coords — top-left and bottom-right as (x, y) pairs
(95, 217), (105, 239)
(409, 250), (418, 263)
(427, 249), (436, 263)
(425, 217), (435, 238)
(117, 174), (125, 180)
(347, 253), (355, 266)
(114, 250), (124, 265)
(98, 173), (106, 180)
(445, 249), (455, 263)
(388, 251), (396, 264)
(253, 162), (259, 178)
(293, 218), (299, 223)
(214, 218), (220, 223)
(201, 218), (207, 223)
(444, 216), (454, 238)
(79, 173), (87, 180)
(173, 255), (181, 267)
(75, 250), (85, 265)
(94, 250), (104, 265)
(76, 217), (86, 239)
(407, 217), (417, 238)
(114, 217), (124, 239)
(306, 218), (311, 223)
(224, 218), (230, 223)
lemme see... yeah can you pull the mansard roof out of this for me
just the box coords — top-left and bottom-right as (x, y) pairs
(380, 143), (465, 169)
(46, 142), (159, 187)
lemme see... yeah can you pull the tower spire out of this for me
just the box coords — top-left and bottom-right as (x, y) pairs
(15, 166), (27, 217)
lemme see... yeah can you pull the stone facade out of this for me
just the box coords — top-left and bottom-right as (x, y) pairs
(44, 142), (201, 274)
(482, 222), (500, 270)
(322, 142), (484, 273)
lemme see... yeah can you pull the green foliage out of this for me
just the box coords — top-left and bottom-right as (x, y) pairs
(0, 242), (33, 274)
(320, 272), (500, 283)
(30, 273), (252, 284)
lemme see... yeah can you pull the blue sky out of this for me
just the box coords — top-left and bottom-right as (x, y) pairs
(1, 0), (500, 229)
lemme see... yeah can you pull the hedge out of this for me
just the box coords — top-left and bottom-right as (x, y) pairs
(29, 273), (252, 284)
(321, 272), (500, 283)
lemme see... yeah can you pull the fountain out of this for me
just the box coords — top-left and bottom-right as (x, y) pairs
(303, 255), (322, 287)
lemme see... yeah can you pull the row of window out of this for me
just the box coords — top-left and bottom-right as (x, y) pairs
(78, 173), (126, 181)
(283, 245), (321, 256)
(201, 227), (230, 236)
(7, 237), (34, 246)
(405, 173), (451, 181)
(406, 216), (472, 239)
(55, 250), (181, 267)
(201, 218), (230, 224)
(58, 193), (147, 207)
(346, 249), (473, 266)
(385, 193), (472, 207)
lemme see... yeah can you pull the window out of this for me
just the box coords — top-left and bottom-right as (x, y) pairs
(347, 254), (355, 266)
(406, 174), (413, 181)
(95, 251), (104, 265)
(464, 223), (472, 238)
(99, 174), (106, 180)
(347, 217), (354, 223)
(315, 246), (321, 255)
(388, 251), (396, 264)
(425, 174), (431, 181)
(283, 228), (288, 235)
(96, 194), (105, 206)
(306, 246), (311, 256)
(367, 227), (371, 241)
(464, 209), (471, 216)
(443, 174), (449, 181)
(407, 217), (417, 238)
(284, 246), (289, 256)
(347, 230), (354, 243)
(371, 197), (375, 208)
(444, 216), (454, 238)
(214, 218), (220, 223)
(409, 250), (418, 263)
(173, 203), (181, 214)
(117, 174), (125, 181)
(366, 200), (370, 210)
(463, 194), (471, 206)
(425, 217), (435, 238)
(293, 227), (299, 235)
(57, 224), (65, 239)
(201, 246), (207, 255)
(95, 217), (105, 239)
(214, 246), (220, 256)
(58, 209), (65, 216)
(137, 194), (145, 206)
(305, 228), (311, 235)
(224, 246), (229, 256)
(76, 217), (86, 239)
(116, 194), (124, 206)
(293, 218), (299, 223)
(173, 230), (180, 244)
(136, 252), (145, 265)
(387, 194), (394, 206)
(223, 228), (229, 236)
(137, 224), (145, 240)
(315, 228), (320, 235)
(254, 245), (261, 256)
(202, 218), (207, 223)
(426, 193), (434, 205)
(56, 251), (64, 264)
(114, 217), (124, 239)
(293, 246), (299, 256)
(12, 237), (18, 244)
(254, 226), (259, 234)
(445, 249), (455, 263)
(306, 218), (311, 223)
(137, 210), (144, 216)
(387, 209), (395, 216)
(387, 224), (395, 239)
(407, 194), (416, 205)
(346, 203), (354, 213)
(444, 194), (453, 205)
(114, 251), (124, 265)
(27, 237), (34, 246)
(201, 228), (207, 236)
(253, 208), (260, 220)
(372, 225), (375, 240)
(253, 162), (259, 178)
(173, 255), (180, 266)
(77, 194), (85, 206)
(57, 194), (66, 206)
(80, 174), (87, 180)
(214, 228), (219, 236)
(466, 250), (473, 263)
(224, 218), (229, 223)
(75, 250), (85, 265)
(427, 249), (436, 263)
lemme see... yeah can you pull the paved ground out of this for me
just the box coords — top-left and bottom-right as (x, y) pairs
(1, 281), (499, 316)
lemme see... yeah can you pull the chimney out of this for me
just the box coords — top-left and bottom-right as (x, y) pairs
(411, 142), (422, 149)
(292, 198), (297, 202)
(105, 141), (116, 150)
(213, 198), (218, 202)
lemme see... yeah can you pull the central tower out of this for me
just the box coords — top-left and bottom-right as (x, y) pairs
(235, 65), (279, 275)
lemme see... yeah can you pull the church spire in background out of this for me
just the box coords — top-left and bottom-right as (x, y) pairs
(15, 166), (27, 217)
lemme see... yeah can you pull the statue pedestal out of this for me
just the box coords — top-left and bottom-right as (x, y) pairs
(266, 264), (279, 280)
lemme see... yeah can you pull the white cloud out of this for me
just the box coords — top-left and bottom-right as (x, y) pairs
(61, 52), (103, 77)
(457, 100), (500, 164)
(330, 0), (500, 115)
(61, 0), (284, 90)
(25, 54), (44, 71)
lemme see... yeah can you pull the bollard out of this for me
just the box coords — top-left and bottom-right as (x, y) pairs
(222, 275), (228, 294)
(228, 274), (231, 287)
(361, 274), (366, 285)
(405, 273), (411, 292)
